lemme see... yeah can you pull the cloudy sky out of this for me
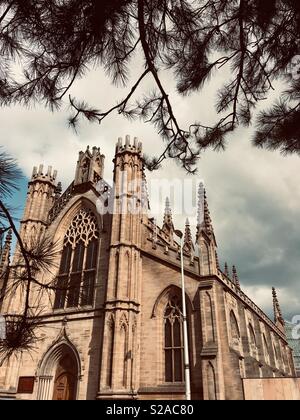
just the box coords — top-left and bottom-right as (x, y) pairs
(1, 52), (300, 321)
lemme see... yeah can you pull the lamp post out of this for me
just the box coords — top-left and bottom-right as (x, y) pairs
(175, 229), (191, 401)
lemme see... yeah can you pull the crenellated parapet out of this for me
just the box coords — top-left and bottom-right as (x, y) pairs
(31, 164), (57, 184)
(115, 135), (143, 156)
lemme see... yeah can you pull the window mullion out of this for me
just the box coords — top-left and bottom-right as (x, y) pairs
(54, 209), (99, 310)
(171, 318), (175, 382)
(181, 316), (184, 381)
(66, 244), (77, 309)
(80, 244), (88, 306)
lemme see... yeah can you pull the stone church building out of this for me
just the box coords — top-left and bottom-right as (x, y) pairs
(0, 136), (296, 400)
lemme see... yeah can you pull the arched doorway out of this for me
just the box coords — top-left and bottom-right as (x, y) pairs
(52, 354), (77, 400)
(37, 341), (80, 400)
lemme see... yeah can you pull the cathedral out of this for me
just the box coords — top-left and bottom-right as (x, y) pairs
(0, 136), (297, 400)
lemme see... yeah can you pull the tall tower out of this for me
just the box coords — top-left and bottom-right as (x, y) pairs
(98, 135), (146, 399)
(20, 165), (58, 244)
(74, 146), (104, 190)
(196, 183), (218, 275)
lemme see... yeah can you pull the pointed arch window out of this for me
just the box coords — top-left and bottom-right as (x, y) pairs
(272, 337), (279, 367)
(230, 311), (240, 344)
(164, 294), (184, 382)
(207, 362), (217, 400)
(202, 242), (211, 274)
(262, 333), (270, 364)
(54, 209), (99, 310)
(248, 323), (257, 356)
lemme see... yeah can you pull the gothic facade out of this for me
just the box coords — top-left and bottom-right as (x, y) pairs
(0, 136), (296, 400)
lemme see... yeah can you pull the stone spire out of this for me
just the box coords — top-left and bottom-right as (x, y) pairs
(183, 218), (194, 254)
(272, 287), (285, 335)
(162, 197), (174, 237)
(232, 265), (241, 289)
(272, 287), (283, 323)
(195, 182), (218, 276)
(196, 182), (214, 239)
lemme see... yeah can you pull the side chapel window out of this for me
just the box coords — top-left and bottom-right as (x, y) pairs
(54, 209), (99, 309)
(164, 294), (185, 382)
(230, 310), (240, 343)
(262, 333), (270, 364)
(248, 323), (257, 355)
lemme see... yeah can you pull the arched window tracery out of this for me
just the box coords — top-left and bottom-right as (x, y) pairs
(54, 208), (99, 309)
(164, 294), (184, 383)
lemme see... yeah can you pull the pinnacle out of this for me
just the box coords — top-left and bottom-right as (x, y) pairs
(232, 265), (241, 289)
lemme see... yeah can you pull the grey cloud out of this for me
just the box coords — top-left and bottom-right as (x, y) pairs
(0, 58), (299, 321)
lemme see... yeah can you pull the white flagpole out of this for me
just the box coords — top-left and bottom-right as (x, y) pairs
(176, 230), (191, 400)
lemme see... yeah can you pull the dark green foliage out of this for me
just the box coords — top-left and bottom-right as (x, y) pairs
(0, 0), (300, 170)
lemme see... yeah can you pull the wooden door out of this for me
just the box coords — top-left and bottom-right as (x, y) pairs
(53, 373), (76, 400)
(52, 354), (77, 400)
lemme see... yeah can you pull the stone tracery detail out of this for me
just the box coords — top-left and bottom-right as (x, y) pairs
(119, 313), (129, 329)
(54, 208), (99, 310)
(63, 208), (99, 248)
(164, 294), (184, 383)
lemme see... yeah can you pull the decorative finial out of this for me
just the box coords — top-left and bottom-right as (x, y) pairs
(196, 182), (214, 240)
(163, 197), (173, 225)
(162, 197), (174, 240)
(38, 164), (44, 175)
(197, 182), (205, 227)
(272, 287), (283, 323)
(215, 251), (220, 271)
(232, 265), (241, 289)
(183, 218), (194, 254)
(32, 166), (38, 177)
(224, 262), (229, 277)
(272, 287), (286, 335)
